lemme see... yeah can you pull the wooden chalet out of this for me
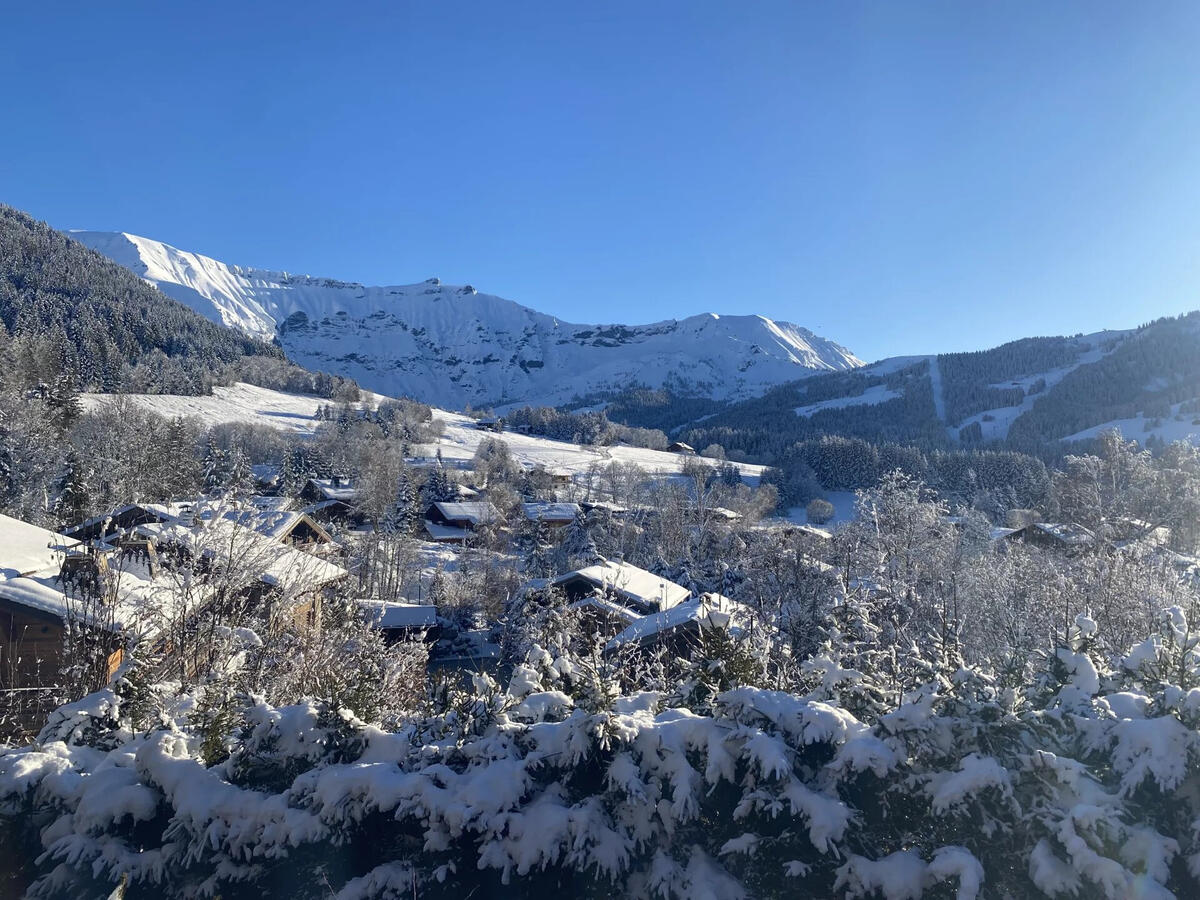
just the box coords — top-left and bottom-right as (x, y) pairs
(0, 515), (144, 691)
(136, 518), (348, 632)
(474, 415), (503, 432)
(299, 477), (359, 505)
(423, 501), (500, 544)
(223, 508), (334, 549)
(425, 501), (500, 530)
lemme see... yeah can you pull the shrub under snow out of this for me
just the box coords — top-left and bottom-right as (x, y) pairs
(4, 605), (1200, 898)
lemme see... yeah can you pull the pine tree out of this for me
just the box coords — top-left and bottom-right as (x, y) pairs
(161, 417), (198, 497)
(53, 450), (90, 528)
(226, 447), (253, 499)
(385, 470), (420, 534)
(202, 439), (227, 494)
(556, 514), (599, 572)
(523, 516), (555, 579)
(46, 374), (82, 432)
(420, 468), (456, 506)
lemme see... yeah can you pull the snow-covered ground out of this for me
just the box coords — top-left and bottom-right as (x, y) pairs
(424, 408), (766, 483)
(1062, 404), (1200, 446)
(80, 383), (386, 436)
(795, 383), (900, 418)
(783, 490), (858, 528)
(71, 230), (862, 409)
(81, 383), (768, 483)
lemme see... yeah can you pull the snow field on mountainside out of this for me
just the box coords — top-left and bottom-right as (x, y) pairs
(80, 383), (767, 483)
(70, 230), (863, 408)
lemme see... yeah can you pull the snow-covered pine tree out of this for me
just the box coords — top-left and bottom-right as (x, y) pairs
(202, 438), (227, 494)
(53, 449), (90, 528)
(556, 513), (599, 572)
(161, 416), (199, 497)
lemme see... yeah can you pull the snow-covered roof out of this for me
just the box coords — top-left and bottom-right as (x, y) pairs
(356, 600), (438, 629)
(424, 521), (471, 543)
(569, 596), (643, 624)
(606, 593), (750, 650)
(136, 518), (347, 594)
(522, 502), (581, 522)
(251, 464), (281, 484)
(218, 508), (332, 544)
(791, 523), (833, 540)
(306, 479), (359, 502)
(0, 555), (185, 632)
(1031, 522), (1097, 545)
(0, 514), (77, 579)
(63, 502), (191, 539)
(551, 559), (691, 611)
(431, 501), (500, 526)
(250, 495), (295, 512)
(579, 500), (630, 516)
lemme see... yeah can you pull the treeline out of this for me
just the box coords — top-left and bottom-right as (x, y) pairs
(938, 334), (1093, 425)
(501, 405), (670, 450)
(224, 355), (361, 401)
(0, 205), (285, 395)
(764, 433), (1052, 512)
(577, 386), (727, 434)
(678, 362), (944, 462)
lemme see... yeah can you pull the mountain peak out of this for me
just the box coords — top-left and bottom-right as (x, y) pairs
(71, 230), (863, 409)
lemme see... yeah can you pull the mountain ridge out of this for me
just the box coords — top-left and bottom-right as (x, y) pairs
(0, 206), (283, 395)
(70, 230), (863, 410)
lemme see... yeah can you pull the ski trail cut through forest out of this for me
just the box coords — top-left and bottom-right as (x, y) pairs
(927, 354), (953, 439)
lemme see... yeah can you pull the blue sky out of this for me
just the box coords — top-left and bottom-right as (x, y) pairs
(4, 2), (1200, 362)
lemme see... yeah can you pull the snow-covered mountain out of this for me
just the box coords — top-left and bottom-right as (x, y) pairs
(70, 231), (862, 410)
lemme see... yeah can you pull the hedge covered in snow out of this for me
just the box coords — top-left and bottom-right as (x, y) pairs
(4, 604), (1200, 899)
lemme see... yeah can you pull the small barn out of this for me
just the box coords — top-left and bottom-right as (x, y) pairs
(667, 442), (696, 455)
